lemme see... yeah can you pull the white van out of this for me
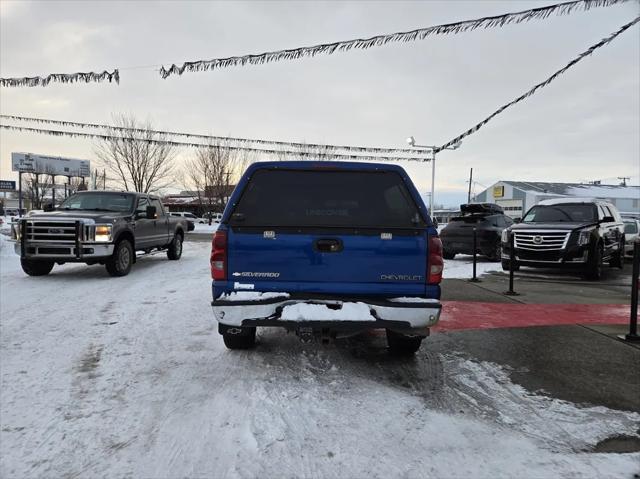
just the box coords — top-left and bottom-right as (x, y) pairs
(168, 212), (206, 223)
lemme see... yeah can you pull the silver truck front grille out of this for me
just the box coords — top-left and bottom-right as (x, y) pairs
(513, 231), (570, 251)
(25, 220), (78, 243)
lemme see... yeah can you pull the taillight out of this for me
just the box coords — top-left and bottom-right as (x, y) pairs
(427, 235), (444, 284)
(211, 230), (227, 280)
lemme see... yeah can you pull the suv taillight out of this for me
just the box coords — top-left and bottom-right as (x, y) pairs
(427, 235), (444, 284)
(211, 230), (227, 280)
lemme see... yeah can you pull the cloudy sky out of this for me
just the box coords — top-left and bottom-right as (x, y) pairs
(1, 0), (639, 207)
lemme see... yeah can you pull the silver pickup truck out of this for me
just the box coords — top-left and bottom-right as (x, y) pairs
(11, 191), (187, 277)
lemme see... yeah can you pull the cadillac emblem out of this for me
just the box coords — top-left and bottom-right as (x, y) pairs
(533, 235), (543, 245)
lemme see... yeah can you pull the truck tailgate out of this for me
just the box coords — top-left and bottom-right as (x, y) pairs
(227, 229), (428, 295)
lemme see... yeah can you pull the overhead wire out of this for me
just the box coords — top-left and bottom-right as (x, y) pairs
(0, 124), (430, 163)
(0, 114), (431, 155)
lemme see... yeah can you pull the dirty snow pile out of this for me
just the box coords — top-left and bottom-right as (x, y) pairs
(443, 254), (500, 279)
(281, 302), (374, 321)
(1, 241), (638, 478)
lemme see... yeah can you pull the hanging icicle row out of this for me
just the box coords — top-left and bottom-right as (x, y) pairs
(0, 114), (431, 155)
(438, 15), (640, 151)
(0, 70), (120, 88)
(159, 0), (629, 78)
(0, 1), (629, 86)
(0, 124), (430, 163)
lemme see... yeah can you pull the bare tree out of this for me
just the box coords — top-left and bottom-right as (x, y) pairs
(94, 114), (176, 193)
(22, 168), (56, 209)
(64, 176), (87, 197)
(182, 142), (252, 224)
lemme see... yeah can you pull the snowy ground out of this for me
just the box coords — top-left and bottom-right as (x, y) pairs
(190, 222), (219, 234)
(443, 254), (500, 279)
(1, 236), (639, 478)
(0, 216), (12, 234)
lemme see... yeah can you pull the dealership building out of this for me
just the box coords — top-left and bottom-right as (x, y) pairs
(473, 181), (640, 218)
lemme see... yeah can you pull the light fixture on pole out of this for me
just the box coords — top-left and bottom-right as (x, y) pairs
(405, 136), (461, 216)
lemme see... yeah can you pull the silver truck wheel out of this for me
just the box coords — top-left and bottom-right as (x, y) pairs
(106, 240), (133, 277)
(167, 233), (183, 260)
(20, 259), (54, 276)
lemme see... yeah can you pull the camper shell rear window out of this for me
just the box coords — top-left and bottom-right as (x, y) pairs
(230, 169), (425, 228)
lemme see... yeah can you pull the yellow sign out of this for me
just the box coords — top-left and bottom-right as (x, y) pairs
(493, 185), (505, 198)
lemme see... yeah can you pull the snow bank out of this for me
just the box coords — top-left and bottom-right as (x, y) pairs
(280, 302), (374, 321)
(444, 255), (500, 279)
(388, 297), (440, 303)
(447, 356), (640, 452)
(190, 223), (219, 234)
(0, 233), (15, 258)
(0, 216), (11, 233)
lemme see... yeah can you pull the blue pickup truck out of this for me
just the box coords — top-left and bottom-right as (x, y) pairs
(210, 161), (443, 355)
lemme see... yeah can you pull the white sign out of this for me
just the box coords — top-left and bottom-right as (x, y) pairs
(11, 152), (90, 177)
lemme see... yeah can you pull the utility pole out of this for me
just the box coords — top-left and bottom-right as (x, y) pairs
(467, 168), (473, 203)
(618, 177), (630, 187)
(18, 171), (22, 217)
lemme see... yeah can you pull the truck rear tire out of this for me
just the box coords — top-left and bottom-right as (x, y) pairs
(222, 327), (256, 350)
(105, 240), (133, 277)
(20, 259), (54, 276)
(386, 330), (423, 356)
(167, 233), (183, 260)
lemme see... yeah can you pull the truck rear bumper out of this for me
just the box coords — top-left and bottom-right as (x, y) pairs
(212, 294), (441, 335)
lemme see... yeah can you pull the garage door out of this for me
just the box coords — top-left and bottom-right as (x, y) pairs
(496, 199), (524, 219)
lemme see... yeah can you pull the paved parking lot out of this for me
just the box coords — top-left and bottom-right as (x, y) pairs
(442, 261), (634, 304)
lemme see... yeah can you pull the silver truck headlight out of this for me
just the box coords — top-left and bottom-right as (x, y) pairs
(501, 229), (509, 243)
(94, 225), (112, 242)
(577, 228), (594, 246)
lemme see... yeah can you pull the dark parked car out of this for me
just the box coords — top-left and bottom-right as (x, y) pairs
(501, 198), (625, 280)
(440, 203), (513, 262)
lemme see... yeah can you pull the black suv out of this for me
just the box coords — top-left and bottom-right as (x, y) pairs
(440, 203), (513, 261)
(501, 199), (625, 280)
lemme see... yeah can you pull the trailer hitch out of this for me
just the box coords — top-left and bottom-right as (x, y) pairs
(297, 327), (314, 343)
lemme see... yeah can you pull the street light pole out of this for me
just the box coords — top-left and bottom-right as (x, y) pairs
(405, 136), (461, 217)
(430, 148), (436, 215)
